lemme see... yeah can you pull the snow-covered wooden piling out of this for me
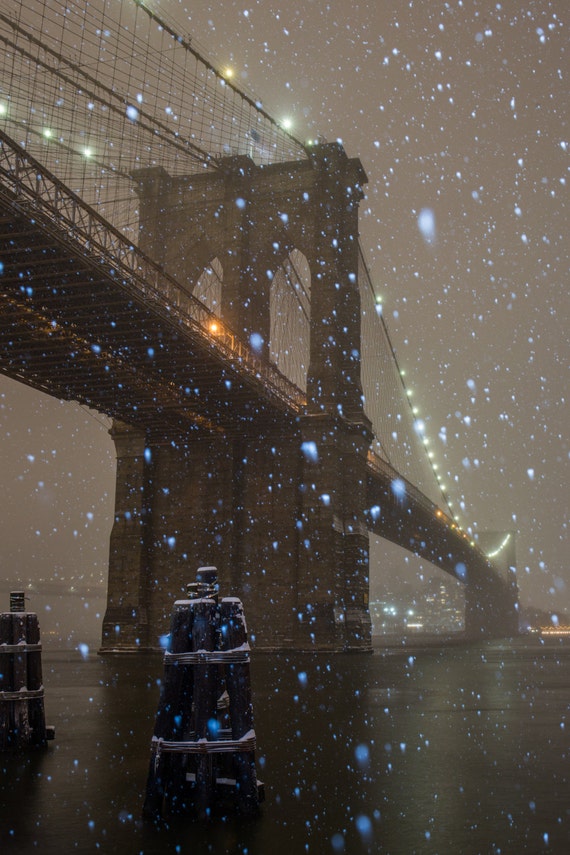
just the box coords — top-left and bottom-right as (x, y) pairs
(143, 568), (263, 820)
(0, 593), (54, 750)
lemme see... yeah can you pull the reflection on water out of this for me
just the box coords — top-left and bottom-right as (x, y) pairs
(1, 637), (569, 853)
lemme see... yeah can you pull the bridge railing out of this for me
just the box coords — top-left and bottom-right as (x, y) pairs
(0, 129), (306, 414)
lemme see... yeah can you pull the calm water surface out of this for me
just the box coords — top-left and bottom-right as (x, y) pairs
(1, 637), (569, 854)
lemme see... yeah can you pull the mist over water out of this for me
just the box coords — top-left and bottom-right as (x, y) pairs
(1, 637), (569, 854)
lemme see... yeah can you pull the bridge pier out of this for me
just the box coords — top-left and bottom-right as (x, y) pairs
(102, 414), (373, 652)
(296, 414), (372, 651)
(464, 573), (519, 639)
(464, 531), (519, 639)
(101, 422), (150, 651)
(102, 423), (244, 652)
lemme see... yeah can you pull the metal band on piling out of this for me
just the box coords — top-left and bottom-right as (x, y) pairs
(164, 645), (250, 665)
(9, 592), (26, 613)
(152, 730), (256, 756)
(0, 643), (42, 654)
(0, 689), (45, 701)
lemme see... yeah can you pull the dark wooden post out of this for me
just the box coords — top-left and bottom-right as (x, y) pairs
(0, 593), (54, 750)
(0, 611), (13, 748)
(190, 599), (219, 819)
(143, 602), (194, 819)
(220, 597), (259, 814)
(143, 568), (262, 820)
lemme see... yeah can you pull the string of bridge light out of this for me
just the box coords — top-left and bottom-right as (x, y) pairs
(359, 245), (468, 532)
(397, 360), (462, 524)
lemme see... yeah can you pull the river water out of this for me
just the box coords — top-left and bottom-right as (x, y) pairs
(1, 636), (569, 854)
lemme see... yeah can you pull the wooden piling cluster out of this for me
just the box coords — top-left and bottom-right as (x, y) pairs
(144, 568), (263, 820)
(0, 592), (54, 750)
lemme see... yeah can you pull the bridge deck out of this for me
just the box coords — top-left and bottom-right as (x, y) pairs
(0, 158), (303, 440)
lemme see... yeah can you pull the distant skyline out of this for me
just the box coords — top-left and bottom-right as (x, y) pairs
(0, 0), (567, 634)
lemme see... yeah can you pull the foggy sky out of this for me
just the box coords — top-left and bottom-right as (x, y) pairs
(0, 0), (567, 628)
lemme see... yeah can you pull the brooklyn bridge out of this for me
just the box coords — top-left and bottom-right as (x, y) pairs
(0, 0), (518, 651)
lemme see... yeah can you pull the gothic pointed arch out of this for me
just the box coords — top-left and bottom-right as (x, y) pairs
(194, 256), (223, 317)
(269, 248), (311, 391)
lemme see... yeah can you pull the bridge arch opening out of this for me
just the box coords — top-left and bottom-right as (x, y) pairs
(269, 248), (311, 391)
(194, 257), (223, 317)
(369, 535), (466, 636)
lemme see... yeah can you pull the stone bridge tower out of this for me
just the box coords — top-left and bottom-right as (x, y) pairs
(101, 143), (374, 653)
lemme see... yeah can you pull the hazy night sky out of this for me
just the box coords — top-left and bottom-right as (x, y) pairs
(0, 0), (567, 634)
